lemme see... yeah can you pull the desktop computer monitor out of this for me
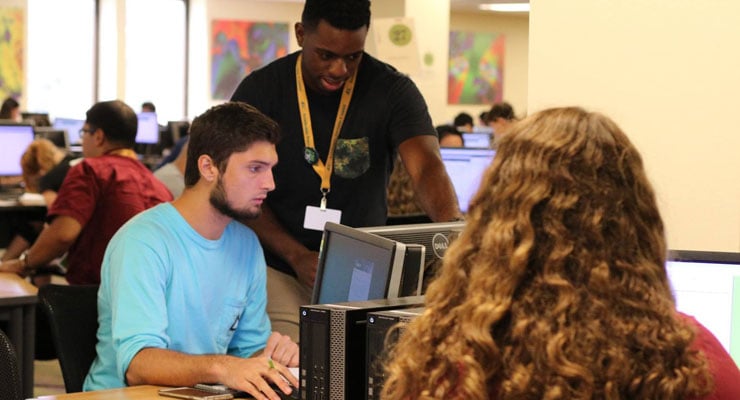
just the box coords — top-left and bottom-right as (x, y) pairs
(312, 222), (424, 305)
(52, 117), (85, 146)
(136, 112), (160, 144)
(666, 250), (740, 366)
(359, 221), (465, 292)
(0, 123), (36, 177)
(439, 147), (495, 213)
(34, 127), (69, 150)
(359, 221), (465, 270)
(462, 132), (492, 148)
(21, 112), (51, 127)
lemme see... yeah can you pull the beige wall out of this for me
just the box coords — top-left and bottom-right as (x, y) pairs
(528, 0), (740, 251)
(189, 1), (530, 128)
(447, 11), (529, 126)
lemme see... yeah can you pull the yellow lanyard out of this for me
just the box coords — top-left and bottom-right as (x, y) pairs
(295, 53), (358, 208)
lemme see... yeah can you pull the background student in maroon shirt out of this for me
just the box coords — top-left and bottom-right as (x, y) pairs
(0, 100), (172, 284)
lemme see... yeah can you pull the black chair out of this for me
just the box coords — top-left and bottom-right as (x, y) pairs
(0, 329), (22, 400)
(38, 284), (99, 393)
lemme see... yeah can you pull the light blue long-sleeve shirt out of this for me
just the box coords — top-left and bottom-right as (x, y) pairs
(84, 203), (270, 390)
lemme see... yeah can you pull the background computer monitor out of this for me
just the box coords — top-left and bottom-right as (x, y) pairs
(21, 112), (51, 127)
(666, 250), (740, 366)
(52, 117), (85, 146)
(160, 120), (190, 149)
(136, 112), (159, 144)
(0, 123), (36, 177)
(34, 127), (69, 150)
(313, 222), (412, 305)
(439, 147), (496, 213)
(462, 132), (492, 148)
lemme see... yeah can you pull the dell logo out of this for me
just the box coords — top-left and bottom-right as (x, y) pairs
(432, 233), (450, 259)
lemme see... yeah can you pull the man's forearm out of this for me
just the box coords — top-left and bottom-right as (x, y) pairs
(126, 348), (230, 387)
(0, 216), (78, 275)
(414, 162), (462, 222)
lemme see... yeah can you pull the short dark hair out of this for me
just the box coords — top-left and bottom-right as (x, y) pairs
(488, 102), (516, 121)
(141, 101), (156, 112)
(435, 124), (462, 140)
(0, 97), (20, 119)
(453, 112), (474, 128)
(301, 0), (371, 31)
(85, 100), (138, 147)
(184, 102), (281, 186)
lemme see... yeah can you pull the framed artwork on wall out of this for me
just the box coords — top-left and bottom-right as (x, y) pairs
(448, 31), (505, 105)
(0, 7), (24, 101)
(210, 20), (289, 100)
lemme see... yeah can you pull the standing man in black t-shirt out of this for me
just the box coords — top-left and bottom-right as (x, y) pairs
(230, 0), (461, 341)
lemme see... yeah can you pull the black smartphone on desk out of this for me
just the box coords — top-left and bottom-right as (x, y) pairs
(158, 387), (234, 400)
(194, 383), (299, 400)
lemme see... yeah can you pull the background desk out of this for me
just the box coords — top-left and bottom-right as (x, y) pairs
(0, 272), (38, 399)
(35, 385), (166, 399)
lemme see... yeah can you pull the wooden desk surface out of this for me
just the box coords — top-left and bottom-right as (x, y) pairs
(34, 386), (262, 400)
(35, 385), (167, 400)
(0, 271), (38, 299)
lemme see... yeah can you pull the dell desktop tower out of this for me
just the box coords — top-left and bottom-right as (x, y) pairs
(365, 307), (425, 400)
(299, 297), (425, 400)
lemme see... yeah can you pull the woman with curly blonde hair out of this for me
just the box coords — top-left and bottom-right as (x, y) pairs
(381, 107), (740, 399)
(20, 138), (66, 194)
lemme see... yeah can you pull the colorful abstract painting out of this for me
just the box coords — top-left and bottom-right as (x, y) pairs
(0, 7), (24, 100)
(448, 31), (505, 105)
(211, 20), (289, 100)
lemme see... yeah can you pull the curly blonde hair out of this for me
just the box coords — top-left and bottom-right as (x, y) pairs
(381, 107), (711, 400)
(20, 138), (63, 193)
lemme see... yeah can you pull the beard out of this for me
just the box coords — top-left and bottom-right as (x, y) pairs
(209, 177), (262, 221)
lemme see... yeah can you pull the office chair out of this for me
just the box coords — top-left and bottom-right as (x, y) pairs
(0, 329), (23, 400)
(38, 284), (99, 393)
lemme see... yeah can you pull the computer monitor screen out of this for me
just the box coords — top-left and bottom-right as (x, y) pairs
(34, 127), (69, 150)
(136, 112), (159, 144)
(21, 112), (51, 127)
(0, 123), (35, 176)
(53, 117), (85, 146)
(439, 147), (495, 213)
(666, 250), (740, 366)
(313, 222), (408, 304)
(462, 132), (492, 148)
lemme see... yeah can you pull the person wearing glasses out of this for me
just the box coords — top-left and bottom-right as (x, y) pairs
(85, 102), (298, 399)
(0, 100), (172, 285)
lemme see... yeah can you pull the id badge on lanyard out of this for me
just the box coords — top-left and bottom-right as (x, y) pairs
(295, 54), (357, 231)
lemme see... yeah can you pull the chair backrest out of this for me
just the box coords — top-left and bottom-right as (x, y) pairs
(38, 284), (99, 393)
(0, 329), (22, 400)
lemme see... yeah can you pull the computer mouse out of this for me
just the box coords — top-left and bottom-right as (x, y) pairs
(270, 383), (299, 400)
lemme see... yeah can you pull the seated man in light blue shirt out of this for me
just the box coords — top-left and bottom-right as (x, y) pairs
(84, 102), (298, 399)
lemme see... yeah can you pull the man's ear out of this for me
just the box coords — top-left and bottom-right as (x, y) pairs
(295, 22), (305, 47)
(93, 128), (106, 146)
(198, 154), (217, 182)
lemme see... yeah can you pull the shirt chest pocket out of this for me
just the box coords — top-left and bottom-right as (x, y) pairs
(333, 137), (370, 179)
(215, 297), (247, 349)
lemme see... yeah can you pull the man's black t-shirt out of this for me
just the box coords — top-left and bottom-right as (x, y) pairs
(231, 51), (436, 276)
